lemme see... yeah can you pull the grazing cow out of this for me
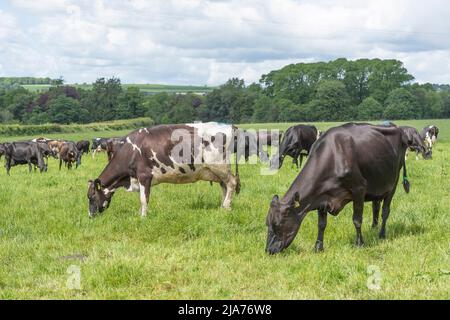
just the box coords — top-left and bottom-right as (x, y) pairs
(0, 143), (8, 160)
(270, 124), (319, 169)
(91, 138), (109, 158)
(420, 125), (439, 148)
(76, 140), (90, 155)
(87, 123), (240, 217)
(36, 141), (58, 171)
(400, 126), (432, 160)
(265, 123), (410, 254)
(4, 141), (46, 175)
(106, 137), (126, 161)
(59, 141), (81, 170)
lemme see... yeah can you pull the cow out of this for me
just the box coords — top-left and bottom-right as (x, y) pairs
(91, 138), (109, 158)
(4, 141), (46, 175)
(270, 124), (319, 169)
(400, 126), (432, 160)
(36, 141), (58, 171)
(48, 140), (66, 155)
(105, 137), (126, 161)
(76, 140), (90, 155)
(234, 129), (269, 163)
(59, 141), (81, 170)
(87, 123), (241, 218)
(0, 143), (8, 160)
(420, 125), (439, 149)
(265, 123), (410, 254)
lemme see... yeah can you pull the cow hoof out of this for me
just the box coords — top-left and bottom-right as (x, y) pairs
(221, 206), (232, 211)
(379, 233), (386, 240)
(371, 224), (378, 229)
(355, 239), (364, 247)
(314, 241), (324, 252)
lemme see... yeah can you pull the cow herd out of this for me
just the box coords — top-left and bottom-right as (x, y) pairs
(0, 122), (440, 254)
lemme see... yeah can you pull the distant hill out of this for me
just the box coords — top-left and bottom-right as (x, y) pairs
(21, 83), (215, 95)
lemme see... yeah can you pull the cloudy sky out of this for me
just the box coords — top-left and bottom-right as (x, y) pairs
(1, 0), (450, 85)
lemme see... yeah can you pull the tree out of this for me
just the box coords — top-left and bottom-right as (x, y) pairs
(314, 80), (351, 121)
(356, 97), (384, 120)
(116, 87), (145, 119)
(47, 96), (89, 124)
(383, 88), (419, 120)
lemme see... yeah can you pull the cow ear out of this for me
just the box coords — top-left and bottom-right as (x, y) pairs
(94, 179), (101, 190)
(270, 195), (280, 207)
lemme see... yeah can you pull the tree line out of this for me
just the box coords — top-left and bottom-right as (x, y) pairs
(1, 58), (449, 125)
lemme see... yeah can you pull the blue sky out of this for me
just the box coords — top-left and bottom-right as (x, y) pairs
(1, 0), (450, 85)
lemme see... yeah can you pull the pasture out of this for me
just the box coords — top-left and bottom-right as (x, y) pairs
(0, 120), (448, 299)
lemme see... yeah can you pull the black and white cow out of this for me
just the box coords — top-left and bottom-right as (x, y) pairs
(87, 123), (241, 217)
(400, 126), (432, 160)
(420, 125), (439, 149)
(270, 124), (320, 169)
(77, 140), (90, 155)
(91, 138), (109, 158)
(4, 141), (46, 175)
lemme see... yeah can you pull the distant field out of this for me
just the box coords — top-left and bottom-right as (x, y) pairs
(21, 83), (215, 94)
(0, 119), (448, 299)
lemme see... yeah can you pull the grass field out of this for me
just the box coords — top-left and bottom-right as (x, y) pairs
(21, 83), (215, 94)
(0, 120), (449, 299)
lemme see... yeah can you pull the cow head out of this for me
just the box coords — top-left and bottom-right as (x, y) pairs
(265, 194), (303, 254)
(87, 179), (113, 217)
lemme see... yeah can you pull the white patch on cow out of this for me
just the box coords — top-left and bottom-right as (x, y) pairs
(103, 201), (108, 208)
(138, 128), (149, 134)
(103, 188), (115, 195)
(126, 177), (140, 192)
(126, 137), (142, 155)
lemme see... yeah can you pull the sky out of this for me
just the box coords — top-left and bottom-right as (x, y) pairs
(0, 0), (450, 85)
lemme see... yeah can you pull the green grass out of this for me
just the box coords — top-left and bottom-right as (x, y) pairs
(0, 120), (449, 299)
(22, 84), (215, 94)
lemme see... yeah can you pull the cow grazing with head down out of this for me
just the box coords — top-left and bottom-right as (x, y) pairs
(0, 143), (8, 160)
(266, 123), (410, 254)
(4, 141), (46, 175)
(270, 124), (319, 169)
(87, 123), (241, 217)
(400, 126), (432, 160)
(91, 138), (108, 158)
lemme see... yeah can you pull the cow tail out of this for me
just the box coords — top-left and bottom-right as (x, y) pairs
(235, 148), (241, 195)
(402, 158), (410, 194)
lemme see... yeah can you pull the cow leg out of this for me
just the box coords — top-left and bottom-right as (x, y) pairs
(352, 196), (365, 247)
(138, 176), (152, 217)
(299, 154), (304, 168)
(372, 200), (381, 228)
(220, 181), (227, 203)
(5, 156), (11, 175)
(415, 150), (419, 161)
(379, 191), (395, 239)
(28, 161), (32, 173)
(59, 159), (62, 171)
(222, 175), (238, 209)
(315, 208), (327, 252)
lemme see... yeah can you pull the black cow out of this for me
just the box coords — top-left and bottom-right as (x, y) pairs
(400, 126), (432, 160)
(0, 143), (8, 160)
(77, 140), (90, 155)
(266, 123), (410, 254)
(4, 141), (46, 175)
(270, 124), (319, 169)
(87, 123), (240, 217)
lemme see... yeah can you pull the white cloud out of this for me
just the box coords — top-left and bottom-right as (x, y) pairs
(1, 0), (450, 84)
